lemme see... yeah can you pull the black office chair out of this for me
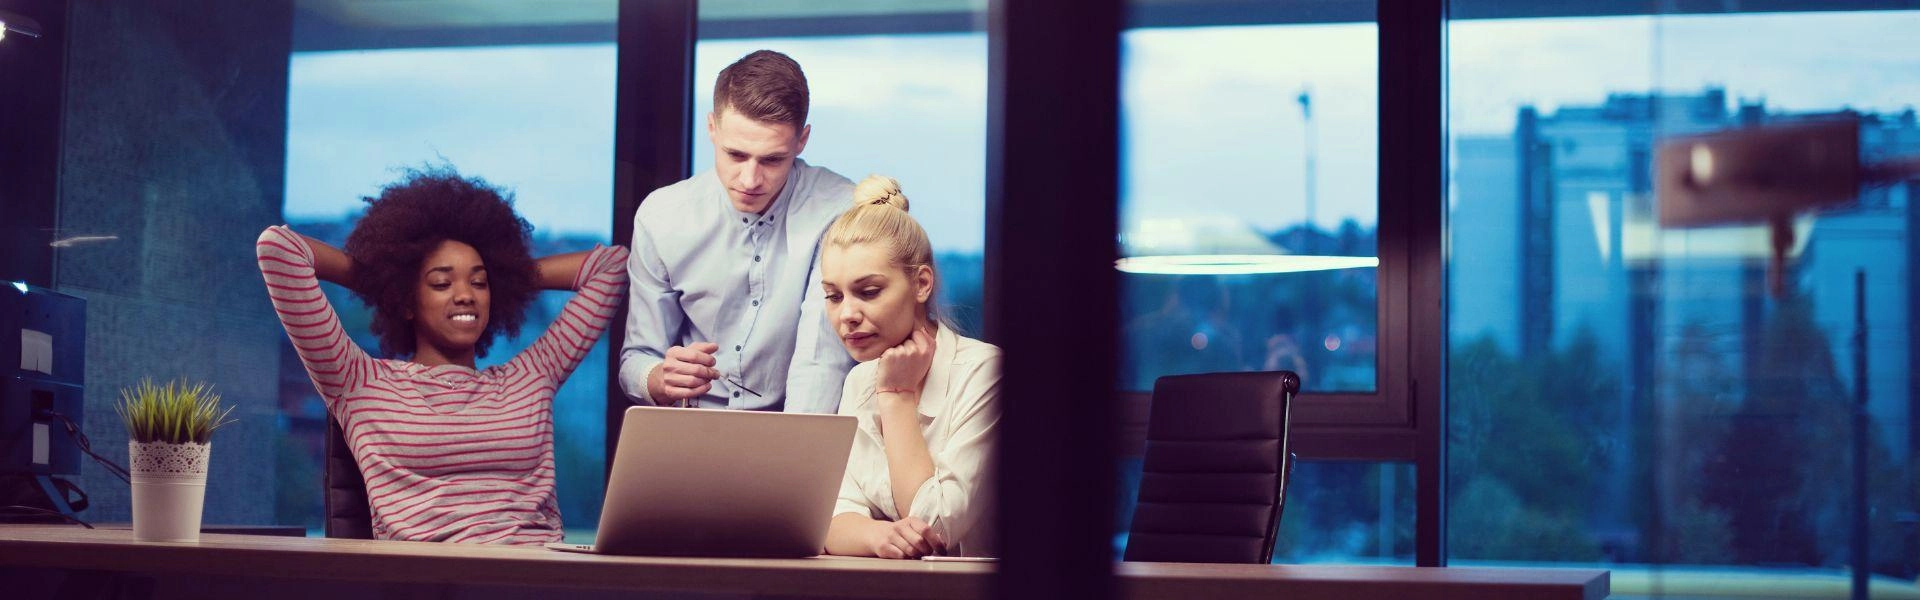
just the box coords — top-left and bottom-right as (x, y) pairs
(1124, 371), (1298, 564)
(324, 419), (375, 539)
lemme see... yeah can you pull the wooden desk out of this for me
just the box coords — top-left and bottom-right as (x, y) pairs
(0, 525), (1608, 599)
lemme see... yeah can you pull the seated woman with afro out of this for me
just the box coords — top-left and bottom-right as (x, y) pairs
(256, 168), (627, 544)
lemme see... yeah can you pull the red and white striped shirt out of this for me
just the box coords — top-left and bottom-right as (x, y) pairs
(257, 226), (628, 545)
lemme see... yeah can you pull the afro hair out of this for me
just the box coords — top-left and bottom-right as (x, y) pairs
(342, 166), (540, 360)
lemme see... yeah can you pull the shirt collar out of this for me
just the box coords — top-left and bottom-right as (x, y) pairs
(915, 324), (961, 419)
(719, 158), (805, 226)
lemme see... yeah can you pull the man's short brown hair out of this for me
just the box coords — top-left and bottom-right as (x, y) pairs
(713, 50), (810, 129)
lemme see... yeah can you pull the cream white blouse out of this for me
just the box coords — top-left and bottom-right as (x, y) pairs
(832, 325), (1002, 557)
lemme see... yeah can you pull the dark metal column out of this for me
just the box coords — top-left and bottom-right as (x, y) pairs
(986, 0), (1121, 596)
(1852, 270), (1869, 600)
(607, 0), (694, 477)
(1380, 0), (1449, 568)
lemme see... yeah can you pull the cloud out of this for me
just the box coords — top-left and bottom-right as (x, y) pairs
(1448, 11), (1920, 135)
(286, 44), (617, 237)
(285, 11), (1920, 241)
(695, 35), (987, 115)
(1121, 24), (1380, 231)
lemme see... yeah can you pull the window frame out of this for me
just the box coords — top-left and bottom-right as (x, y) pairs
(608, 0), (1443, 576)
(609, 0), (1909, 581)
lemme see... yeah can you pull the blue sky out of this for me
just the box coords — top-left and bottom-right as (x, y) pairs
(285, 44), (617, 238)
(694, 35), (988, 252)
(285, 11), (1920, 243)
(1449, 11), (1920, 135)
(1123, 23), (1378, 233)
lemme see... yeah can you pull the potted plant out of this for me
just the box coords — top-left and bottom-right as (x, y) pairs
(115, 378), (236, 542)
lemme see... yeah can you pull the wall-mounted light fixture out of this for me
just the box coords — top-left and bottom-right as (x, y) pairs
(0, 9), (46, 43)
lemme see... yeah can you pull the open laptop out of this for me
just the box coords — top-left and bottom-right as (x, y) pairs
(546, 405), (856, 557)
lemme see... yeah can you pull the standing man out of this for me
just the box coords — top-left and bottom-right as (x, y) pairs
(619, 50), (857, 413)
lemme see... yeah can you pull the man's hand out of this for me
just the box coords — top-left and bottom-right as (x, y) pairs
(865, 517), (946, 559)
(647, 342), (721, 403)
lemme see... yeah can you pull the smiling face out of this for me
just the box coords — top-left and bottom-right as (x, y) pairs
(707, 107), (809, 214)
(409, 239), (491, 365)
(821, 242), (933, 362)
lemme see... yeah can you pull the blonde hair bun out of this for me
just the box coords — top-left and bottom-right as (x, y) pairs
(853, 174), (910, 212)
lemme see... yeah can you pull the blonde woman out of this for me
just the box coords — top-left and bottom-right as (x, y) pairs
(820, 175), (1001, 559)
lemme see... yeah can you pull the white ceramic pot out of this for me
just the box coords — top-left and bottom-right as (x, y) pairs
(129, 441), (211, 542)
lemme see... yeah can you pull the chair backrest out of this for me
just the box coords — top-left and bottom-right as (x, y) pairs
(1123, 371), (1298, 564)
(324, 418), (374, 539)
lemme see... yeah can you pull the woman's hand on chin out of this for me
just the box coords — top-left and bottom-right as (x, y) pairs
(865, 517), (946, 559)
(874, 324), (937, 404)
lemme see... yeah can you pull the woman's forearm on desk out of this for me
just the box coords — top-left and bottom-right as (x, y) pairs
(824, 513), (942, 559)
(825, 513), (879, 557)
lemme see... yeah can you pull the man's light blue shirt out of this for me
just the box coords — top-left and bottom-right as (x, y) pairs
(619, 159), (857, 413)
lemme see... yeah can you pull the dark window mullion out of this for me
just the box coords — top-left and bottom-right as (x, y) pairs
(607, 0), (694, 480)
(1379, 0), (1449, 568)
(988, 0), (1122, 595)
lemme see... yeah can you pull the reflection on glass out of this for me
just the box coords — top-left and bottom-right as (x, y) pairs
(49, 1), (299, 530)
(1447, 7), (1920, 593)
(1114, 457), (1414, 564)
(1275, 462), (1413, 564)
(1112, 13), (1388, 565)
(1119, 23), (1380, 394)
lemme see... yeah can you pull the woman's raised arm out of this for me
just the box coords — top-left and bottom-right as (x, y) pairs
(297, 232), (357, 288)
(533, 251), (594, 291)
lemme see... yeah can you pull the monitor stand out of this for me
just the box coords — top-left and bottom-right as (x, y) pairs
(34, 474), (82, 517)
(0, 473), (85, 522)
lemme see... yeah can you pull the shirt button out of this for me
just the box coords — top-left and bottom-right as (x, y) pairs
(741, 218), (748, 223)
(735, 345), (742, 351)
(751, 299), (760, 307)
(732, 391), (741, 398)
(754, 255), (762, 262)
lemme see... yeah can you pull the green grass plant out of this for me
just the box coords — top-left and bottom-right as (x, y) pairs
(115, 378), (236, 445)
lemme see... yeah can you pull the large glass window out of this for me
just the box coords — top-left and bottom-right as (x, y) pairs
(47, 0), (298, 530)
(1114, 3), (1406, 565)
(282, 16), (617, 538)
(1447, 5), (1920, 594)
(27, 0), (618, 543)
(692, 21), (989, 335)
(1118, 21), (1380, 395)
(1276, 462), (1413, 563)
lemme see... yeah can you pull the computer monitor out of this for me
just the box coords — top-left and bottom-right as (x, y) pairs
(0, 282), (86, 519)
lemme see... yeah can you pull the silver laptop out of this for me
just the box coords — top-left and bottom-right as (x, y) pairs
(546, 406), (856, 557)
